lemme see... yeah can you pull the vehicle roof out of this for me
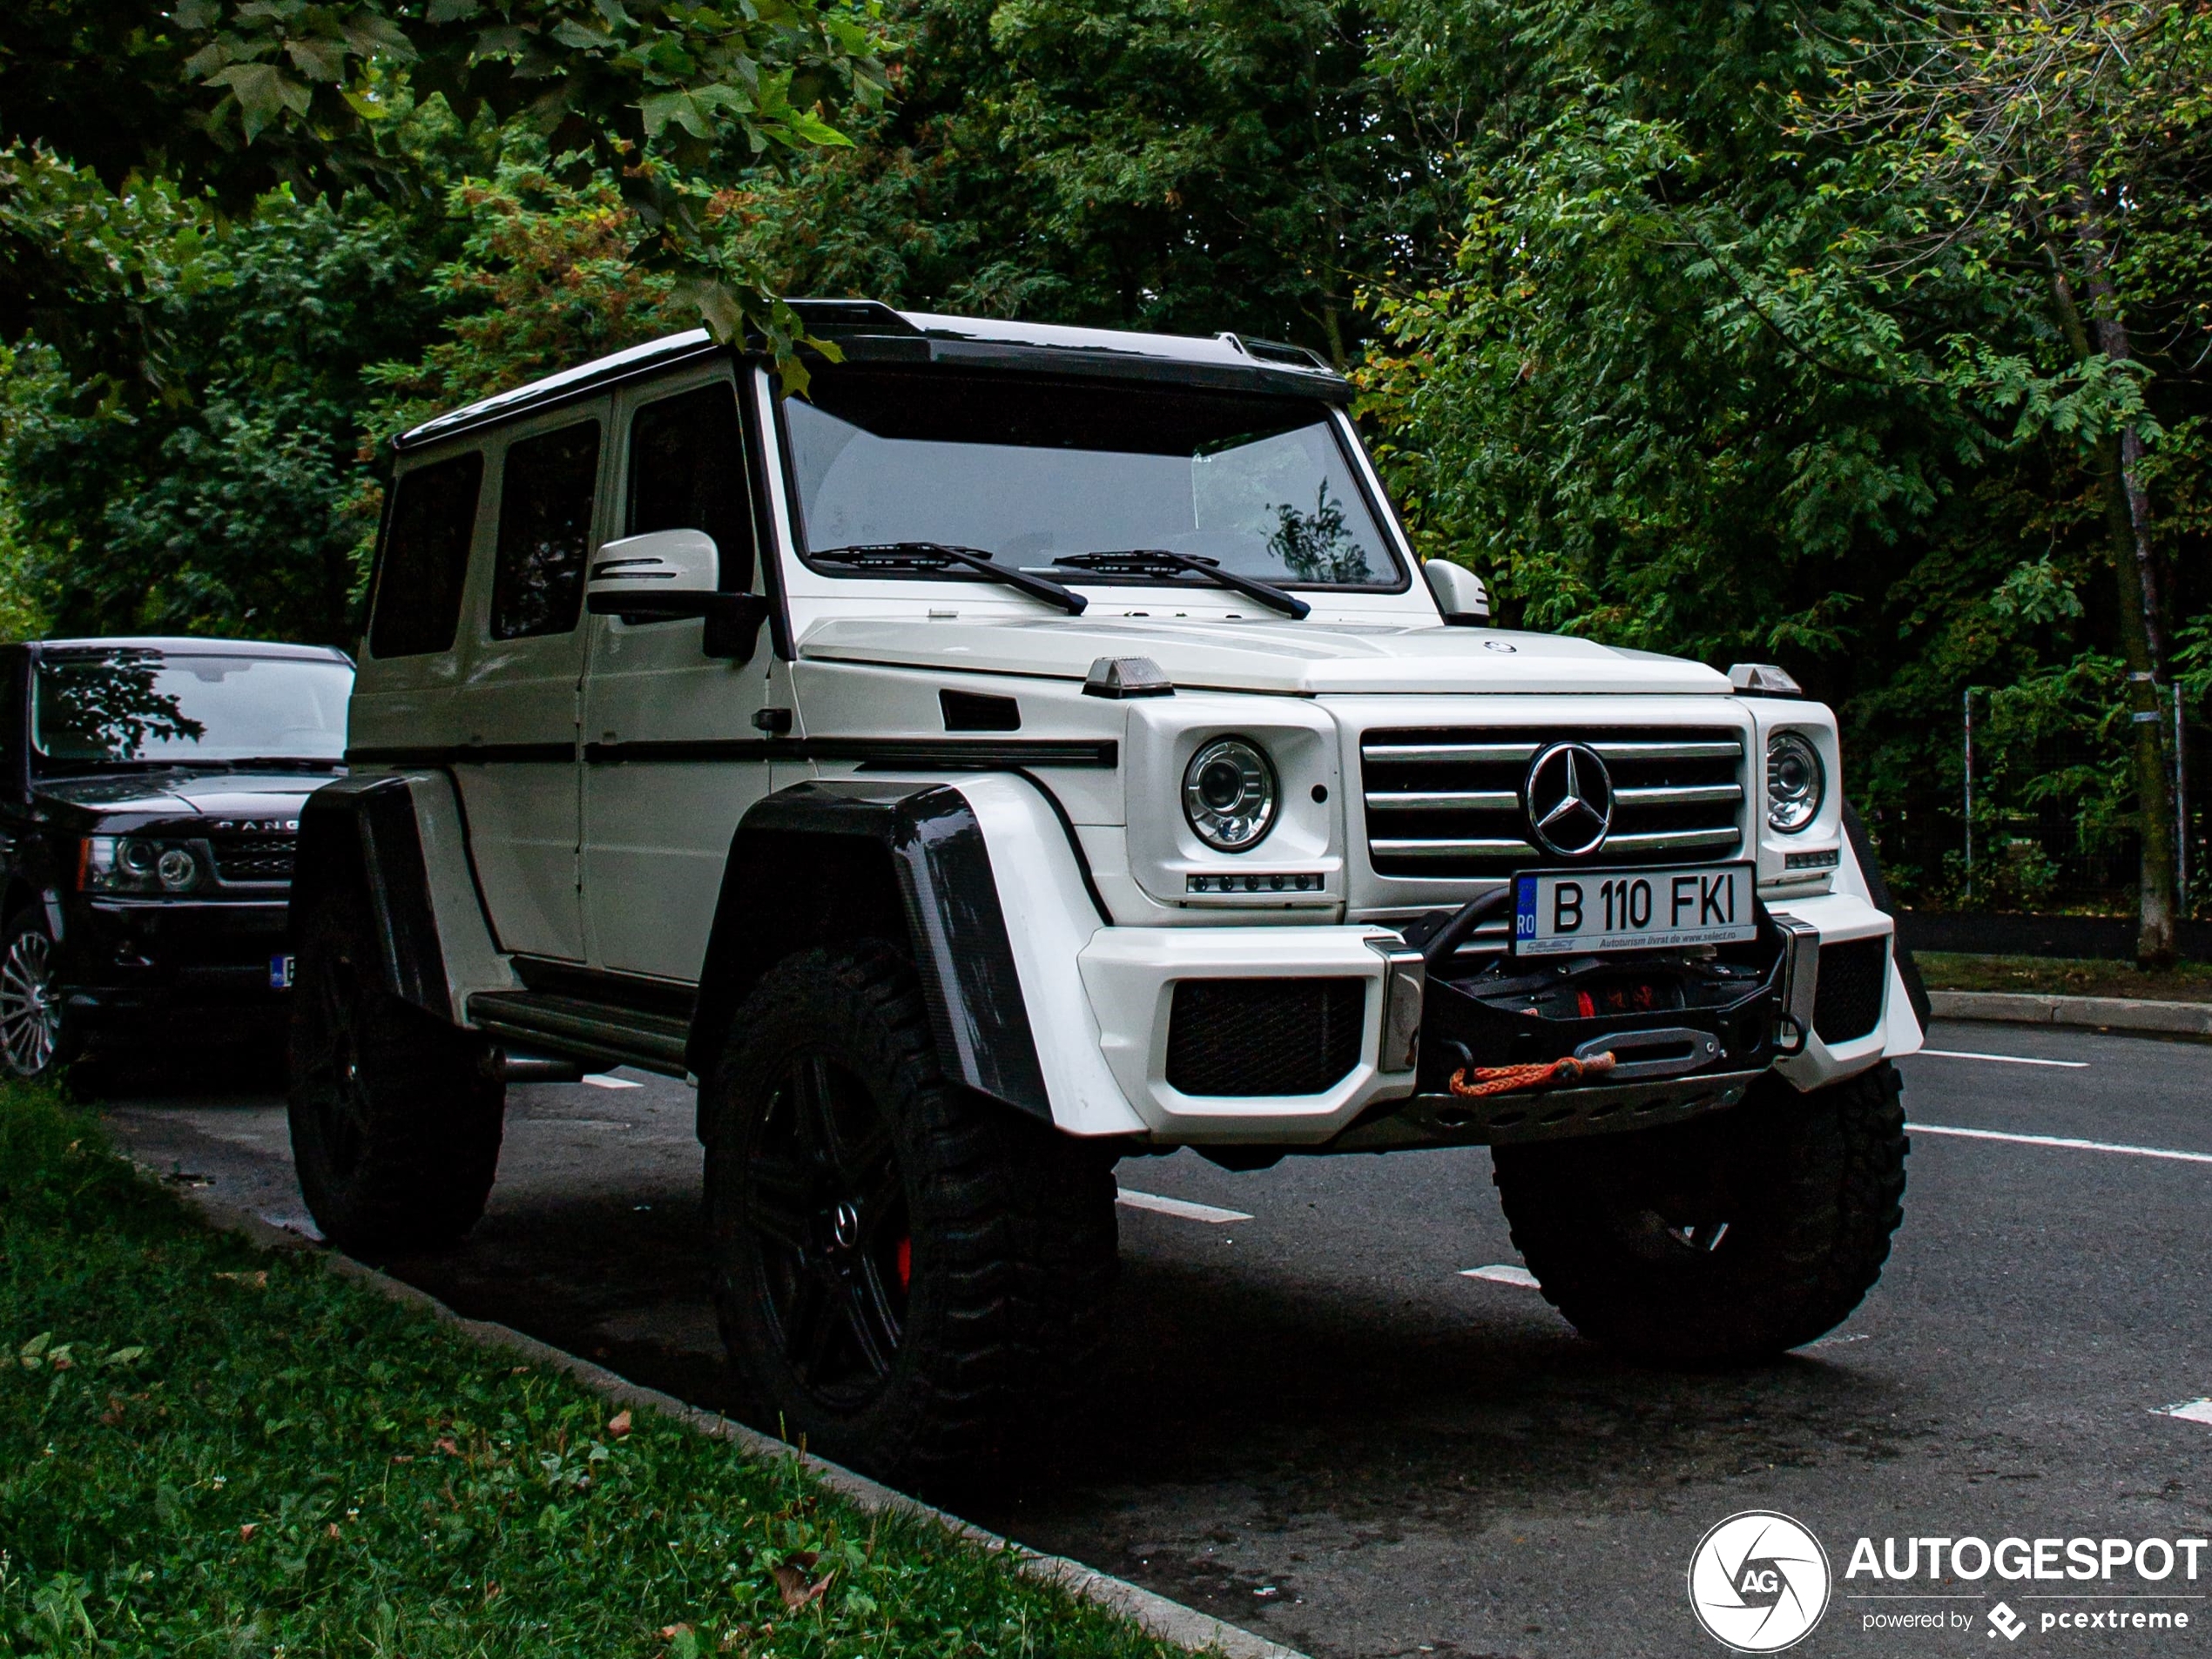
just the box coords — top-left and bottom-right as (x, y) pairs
(27, 636), (353, 663)
(395, 300), (1353, 453)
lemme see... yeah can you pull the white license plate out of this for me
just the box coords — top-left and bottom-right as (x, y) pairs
(1513, 863), (1757, 956)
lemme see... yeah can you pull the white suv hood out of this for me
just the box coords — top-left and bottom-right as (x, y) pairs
(799, 616), (1730, 697)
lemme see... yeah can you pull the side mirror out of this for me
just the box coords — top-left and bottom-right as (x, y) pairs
(1424, 558), (1490, 625)
(586, 529), (768, 661)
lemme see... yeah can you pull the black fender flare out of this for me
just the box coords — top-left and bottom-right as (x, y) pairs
(689, 779), (1050, 1122)
(1844, 799), (1932, 1031)
(293, 774), (450, 1016)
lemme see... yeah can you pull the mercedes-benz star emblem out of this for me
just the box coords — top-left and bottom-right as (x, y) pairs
(1522, 741), (1615, 859)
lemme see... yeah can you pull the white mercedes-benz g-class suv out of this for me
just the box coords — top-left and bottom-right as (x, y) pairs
(290, 300), (1922, 1483)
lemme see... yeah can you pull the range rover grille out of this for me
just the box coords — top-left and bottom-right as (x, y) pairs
(1359, 725), (1746, 879)
(211, 834), (297, 886)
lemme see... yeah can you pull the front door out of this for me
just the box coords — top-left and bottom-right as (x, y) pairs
(581, 371), (773, 981)
(452, 407), (608, 961)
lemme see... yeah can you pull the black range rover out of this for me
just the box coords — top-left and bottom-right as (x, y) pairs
(0, 637), (353, 1078)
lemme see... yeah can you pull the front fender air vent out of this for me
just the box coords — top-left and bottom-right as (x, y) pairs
(1165, 977), (1365, 1096)
(1813, 936), (1889, 1044)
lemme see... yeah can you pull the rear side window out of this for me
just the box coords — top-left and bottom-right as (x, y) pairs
(369, 452), (483, 658)
(492, 421), (602, 640)
(627, 384), (753, 590)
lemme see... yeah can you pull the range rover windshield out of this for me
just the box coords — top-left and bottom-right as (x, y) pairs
(785, 367), (1406, 590)
(32, 650), (353, 770)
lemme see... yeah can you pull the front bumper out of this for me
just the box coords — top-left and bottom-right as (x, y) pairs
(1076, 890), (1912, 1147)
(59, 895), (294, 1045)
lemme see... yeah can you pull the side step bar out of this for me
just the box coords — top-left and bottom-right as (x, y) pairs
(467, 990), (691, 1079)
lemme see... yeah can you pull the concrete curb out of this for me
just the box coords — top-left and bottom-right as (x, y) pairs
(1927, 989), (2212, 1037)
(167, 1189), (1307, 1659)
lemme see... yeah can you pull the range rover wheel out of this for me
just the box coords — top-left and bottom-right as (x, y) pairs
(1492, 1062), (1907, 1363)
(703, 941), (1116, 1487)
(0, 907), (67, 1080)
(287, 885), (505, 1253)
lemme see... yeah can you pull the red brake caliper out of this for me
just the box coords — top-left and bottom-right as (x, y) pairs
(895, 1236), (913, 1292)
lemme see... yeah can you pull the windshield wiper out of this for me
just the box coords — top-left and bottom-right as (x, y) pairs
(810, 543), (1087, 616)
(1043, 550), (1310, 620)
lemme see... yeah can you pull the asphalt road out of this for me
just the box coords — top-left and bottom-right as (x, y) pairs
(103, 1022), (2212, 1659)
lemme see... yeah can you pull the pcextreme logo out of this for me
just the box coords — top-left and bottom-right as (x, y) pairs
(1689, 1511), (1833, 1652)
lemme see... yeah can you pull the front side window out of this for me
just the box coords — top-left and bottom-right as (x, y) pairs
(32, 651), (353, 768)
(370, 451), (483, 658)
(492, 421), (602, 640)
(784, 368), (1403, 590)
(628, 383), (754, 590)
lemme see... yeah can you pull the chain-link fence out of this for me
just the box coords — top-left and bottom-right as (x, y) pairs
(1864, 695), (2202, 917)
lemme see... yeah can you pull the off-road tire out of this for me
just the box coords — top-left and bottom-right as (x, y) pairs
(0, 905), (70, 1082)
(1492, 1062), (1907, 1363)
(703, 941), (1117, 1488)
(287, 884), (505, 1253)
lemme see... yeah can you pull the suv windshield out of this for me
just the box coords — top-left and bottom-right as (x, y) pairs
(786, 367), (1405, 590)
(32, 650), (353, 768)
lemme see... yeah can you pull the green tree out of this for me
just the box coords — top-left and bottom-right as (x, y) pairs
(1359, 0), (2212, 948)
(2, 0), (887, 366)
(1797, 0), (2212, 959)
(2, 172), (454, 643)
(717, 0), (1458, 362)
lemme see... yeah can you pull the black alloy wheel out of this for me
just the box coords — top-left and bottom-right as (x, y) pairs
(286, 885), (505, 1253)
(745, 1050), (914, 1409)
(293, 911), (374, 1183)
(0, 909), (65, 1080)
(705, 941), (1118, 1487)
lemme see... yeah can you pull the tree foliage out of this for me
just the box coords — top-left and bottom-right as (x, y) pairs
(1359, 0), (2212, 936)
(717, 0), (1460, 360)
(1, 0), (887, 370)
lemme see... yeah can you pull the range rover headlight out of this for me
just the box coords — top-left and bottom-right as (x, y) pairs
(80, 835), (206, 894)
(1766, 732), (1825, 833)
(1183, 737), (1278, 851)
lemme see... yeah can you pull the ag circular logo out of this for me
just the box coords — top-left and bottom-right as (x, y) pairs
(1687, 1511), (1831, 1652)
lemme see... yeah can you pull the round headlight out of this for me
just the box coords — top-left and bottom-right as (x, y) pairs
(1183, 737), (1278, 851)
(1766, 732), (1825, 833)
(118, 838), (158, 876)
(156, 846), (199, 892)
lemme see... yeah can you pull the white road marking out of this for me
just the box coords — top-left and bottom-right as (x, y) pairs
(1916, 1048), (2088, 1069)
(2159, 1399), (2212, 1426)
(1460, 1264), (1541, 1288)
(1115, 1188), (1251, 1224)
(583, 1073), (644, 1089)
(1912, 1123), (2212, 1166)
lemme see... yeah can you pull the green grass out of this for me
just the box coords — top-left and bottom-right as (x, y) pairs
(1917, 951), (2212, 1003)
(0, 1084), (1182, 1659)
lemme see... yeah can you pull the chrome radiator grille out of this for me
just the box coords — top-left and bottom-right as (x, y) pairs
(1359, 726), (1746, 879)
(210, 833), (298, 886)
